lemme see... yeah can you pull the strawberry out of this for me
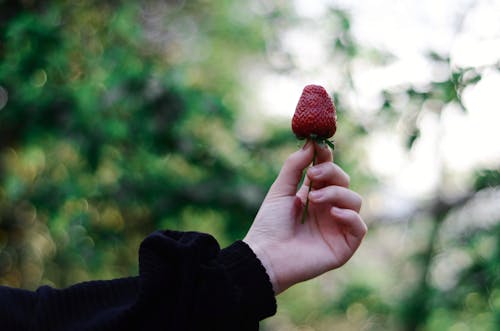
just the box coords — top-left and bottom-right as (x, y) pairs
(292, 85), (337, 223)
(292, 84), (337, 140)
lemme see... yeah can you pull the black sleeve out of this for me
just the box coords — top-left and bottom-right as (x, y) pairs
(0, 230), (277, 331)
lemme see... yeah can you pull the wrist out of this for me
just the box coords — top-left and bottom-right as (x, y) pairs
(218, 240), (277, 320)
(242, 238), (282, 295)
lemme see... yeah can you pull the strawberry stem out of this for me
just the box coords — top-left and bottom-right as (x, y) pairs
(301, 143), (317, 224)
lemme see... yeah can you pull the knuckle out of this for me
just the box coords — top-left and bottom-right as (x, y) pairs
(333, 164), (350, 187)
(355, 192), (363, 206)
(361, 220), (368, 235)
(344, 173), (351, 186)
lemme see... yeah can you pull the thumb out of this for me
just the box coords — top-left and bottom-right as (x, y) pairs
(268, 141), (314, 197)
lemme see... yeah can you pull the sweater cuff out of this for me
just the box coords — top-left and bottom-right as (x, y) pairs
(218, 240), (277, 321)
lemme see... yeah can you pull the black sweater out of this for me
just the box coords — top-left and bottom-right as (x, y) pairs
(0, 230), (277, 330)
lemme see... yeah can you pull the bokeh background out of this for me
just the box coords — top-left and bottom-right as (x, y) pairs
(1, 0), (500, 330)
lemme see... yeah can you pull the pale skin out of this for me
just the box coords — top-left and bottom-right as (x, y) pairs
(244, 141), (367, 295)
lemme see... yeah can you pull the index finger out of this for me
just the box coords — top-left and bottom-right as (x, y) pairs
(314, 141), (333, 164)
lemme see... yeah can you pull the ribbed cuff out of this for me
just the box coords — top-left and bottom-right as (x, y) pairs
(218, 240), (277, 321)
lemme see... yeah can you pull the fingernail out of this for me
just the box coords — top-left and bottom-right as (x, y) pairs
(302, 140), (311, 150)
(308, 166), (321, 177)
(309, 190), (323, 201)
(331, 206), (345, 216)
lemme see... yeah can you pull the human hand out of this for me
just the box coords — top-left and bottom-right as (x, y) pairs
(243, 141), (367, 294)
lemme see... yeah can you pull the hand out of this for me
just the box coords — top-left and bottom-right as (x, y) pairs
(243, 141), (367, 294)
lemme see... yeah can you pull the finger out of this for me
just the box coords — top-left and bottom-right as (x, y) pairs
(314, 142), (333, 164)
(307, 162), (350, 188)
(331, 207), (368, 242)
(268, 141), (315, 197)
(296, 142), (335, 199)
(296, 169), (313, 200)
(309, 186), (362, 212)
(296, 183), (310, 202)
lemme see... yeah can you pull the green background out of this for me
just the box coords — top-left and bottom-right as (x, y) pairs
(1, 1), (499, 330)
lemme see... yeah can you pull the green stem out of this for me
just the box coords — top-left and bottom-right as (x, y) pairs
(325, 139), (335, 150)
(301, 144), (317, 224)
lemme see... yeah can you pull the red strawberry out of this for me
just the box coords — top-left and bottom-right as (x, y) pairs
(292, 85), (337, 224)
(292, 85), (337, 140)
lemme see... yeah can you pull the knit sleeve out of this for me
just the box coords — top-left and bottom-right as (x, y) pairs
(0, 230), (277, 331)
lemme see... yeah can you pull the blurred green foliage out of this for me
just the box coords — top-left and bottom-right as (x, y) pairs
(1, 1), (499, 330)
(0, 0), (288, 287)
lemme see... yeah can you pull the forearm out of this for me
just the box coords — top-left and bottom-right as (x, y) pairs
(0, 277), (139, 331)
(0, 231), (277, 331)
